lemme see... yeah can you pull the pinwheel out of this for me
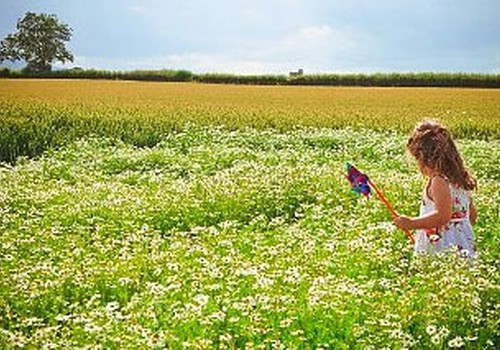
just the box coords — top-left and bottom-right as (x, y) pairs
(346, 163), (415, 244)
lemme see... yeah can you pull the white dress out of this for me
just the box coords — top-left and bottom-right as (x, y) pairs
(414, 179), (477, 258)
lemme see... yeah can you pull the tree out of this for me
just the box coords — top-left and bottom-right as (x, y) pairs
(0, 12), (73, 72)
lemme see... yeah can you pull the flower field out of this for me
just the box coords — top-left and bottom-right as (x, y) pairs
(0, 80), (499, 349)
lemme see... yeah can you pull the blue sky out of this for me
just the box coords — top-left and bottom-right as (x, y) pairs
(1, 0), (499, 74)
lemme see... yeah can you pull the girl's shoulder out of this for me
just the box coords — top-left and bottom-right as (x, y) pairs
(433, 174), (470, 194)
(427, 175), (451, 201)
(429, 175), (471, 202)
(430, 174), (448, 185)
(427, 174), (449, 191)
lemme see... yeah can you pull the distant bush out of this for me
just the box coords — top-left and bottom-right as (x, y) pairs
(1, 68), (499, 88)
(195, 73), (288, 85)
(0, 68), (194, 82)
(0, 68), (11, 77)
(193, 72), (500, 88)
(286, 72), (500, 88)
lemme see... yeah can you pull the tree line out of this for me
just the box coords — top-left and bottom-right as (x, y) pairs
(1, 68), (500, 88)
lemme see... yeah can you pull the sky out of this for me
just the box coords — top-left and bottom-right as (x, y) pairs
(0, 0), (499, 74)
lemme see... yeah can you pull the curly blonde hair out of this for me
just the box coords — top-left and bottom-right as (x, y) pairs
(407, 121), (476, 191)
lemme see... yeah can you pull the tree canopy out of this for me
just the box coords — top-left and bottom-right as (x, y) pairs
(0, 12), (73, 72)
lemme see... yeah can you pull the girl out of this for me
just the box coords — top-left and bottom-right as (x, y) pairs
(394, 121), (478, 257)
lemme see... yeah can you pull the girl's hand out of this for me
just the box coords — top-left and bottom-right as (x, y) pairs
(394, 215), (414, 230)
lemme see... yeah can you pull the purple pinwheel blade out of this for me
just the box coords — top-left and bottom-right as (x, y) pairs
(346, 163), (371, 198)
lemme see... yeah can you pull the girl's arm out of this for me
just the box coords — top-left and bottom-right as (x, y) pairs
(395, 176), (452, 230)
(469, 199), (477, 226)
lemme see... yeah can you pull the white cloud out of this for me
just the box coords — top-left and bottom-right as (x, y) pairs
(127, 5), (149, 15)
(297, 25), (334, 41)
(69, 24), (376, 74)
(273, 25), (363, 55)
(71, 53), (287, 74)
(236, 24), (373, 73)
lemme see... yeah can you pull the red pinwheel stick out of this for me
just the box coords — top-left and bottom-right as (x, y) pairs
(368, 179), (415, 244)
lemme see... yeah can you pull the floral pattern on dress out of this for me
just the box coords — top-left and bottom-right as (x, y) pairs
(414, 179), (476, 258)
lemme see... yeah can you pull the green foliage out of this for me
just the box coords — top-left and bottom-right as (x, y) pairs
(0, 67), (194, 81)
(0, 12), (73, 72)
(287, 72), (500, 88)
(2, 67), (500, 87)
(196, 73), (288, 85)
(0, 127), (498, 348)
